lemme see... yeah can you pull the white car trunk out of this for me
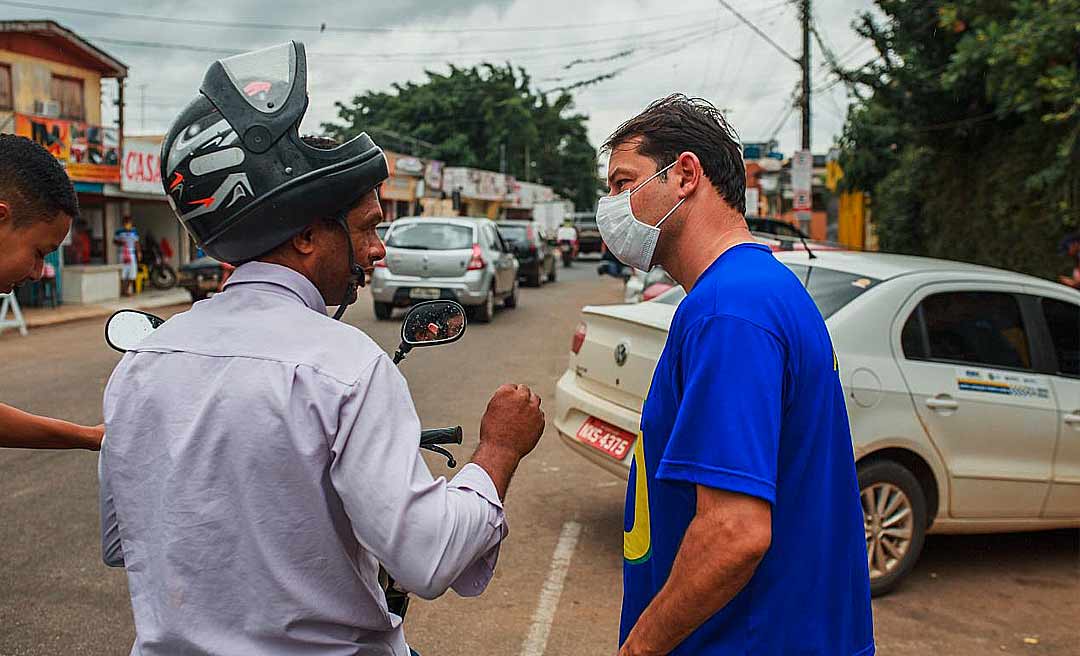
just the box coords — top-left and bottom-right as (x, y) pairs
(574, 302), (676, 413)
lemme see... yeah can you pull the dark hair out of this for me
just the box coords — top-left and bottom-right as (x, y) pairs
(0, 134), (80, 226)
(602, 94), (745, 214)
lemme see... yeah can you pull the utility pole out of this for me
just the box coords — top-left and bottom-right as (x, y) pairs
(524, 143), (530, 182)
(799, 0), (811, 150)
(500, 142), (507, 174)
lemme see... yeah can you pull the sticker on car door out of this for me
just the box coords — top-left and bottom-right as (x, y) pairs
(955, 368), (1051, 399)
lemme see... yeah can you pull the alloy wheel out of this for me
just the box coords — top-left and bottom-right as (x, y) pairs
(862, 482), (915, 580)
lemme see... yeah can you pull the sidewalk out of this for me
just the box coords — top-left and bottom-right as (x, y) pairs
(17, 288), (192, 330)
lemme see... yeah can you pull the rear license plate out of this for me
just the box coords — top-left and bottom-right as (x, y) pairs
(575, 417), (635, 460)
(409, 288), (440, 300)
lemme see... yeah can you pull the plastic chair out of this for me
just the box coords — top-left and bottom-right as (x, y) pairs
(134, 264), (150, 294)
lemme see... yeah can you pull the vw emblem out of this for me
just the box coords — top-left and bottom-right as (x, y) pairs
(614, 342), (629, 367)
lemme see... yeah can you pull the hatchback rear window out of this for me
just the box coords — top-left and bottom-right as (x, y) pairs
(783, 264), (878, 319)
(386, 223), (473, 250)
(499, 226), (529, 242)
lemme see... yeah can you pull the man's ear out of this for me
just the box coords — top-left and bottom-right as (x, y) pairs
(675, 151), (702, 198)
(0, 202), (11, 227)
(290, 224), (320, 256)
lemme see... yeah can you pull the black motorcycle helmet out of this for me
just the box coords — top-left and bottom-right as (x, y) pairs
(161, 41), (388, 266)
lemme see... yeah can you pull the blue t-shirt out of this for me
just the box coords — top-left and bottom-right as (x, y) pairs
(620, 243), (873, 655)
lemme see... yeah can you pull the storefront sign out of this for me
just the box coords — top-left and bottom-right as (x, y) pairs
(394, 156), (424, 176)
(424, 160), (444, 192)
(442, 167), (511, 201)
(15, 114), (120, 184)
(121, 136), (165, 195)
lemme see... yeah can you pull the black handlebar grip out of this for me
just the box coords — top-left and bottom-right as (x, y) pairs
(420, 426), (464, 446)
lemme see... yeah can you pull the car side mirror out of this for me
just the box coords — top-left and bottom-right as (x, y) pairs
(105, 309), (165, 353)
(393, 300), (467, 364)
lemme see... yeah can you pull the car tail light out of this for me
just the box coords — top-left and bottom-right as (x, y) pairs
(467, 244), (485, 270)
(571, 322), (587, 354)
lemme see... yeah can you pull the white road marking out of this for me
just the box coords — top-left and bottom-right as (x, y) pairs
(520, 520), (583, 656)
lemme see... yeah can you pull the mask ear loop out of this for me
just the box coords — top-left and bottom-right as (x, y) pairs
(332, 212), (365, 321)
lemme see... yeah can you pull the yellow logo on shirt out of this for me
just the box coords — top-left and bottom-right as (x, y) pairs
(623, 433), (652, 564)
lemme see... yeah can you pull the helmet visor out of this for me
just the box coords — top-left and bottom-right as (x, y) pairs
(220, 42), (297, 115)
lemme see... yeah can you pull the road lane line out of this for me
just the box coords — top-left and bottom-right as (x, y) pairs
(520, 520), (583, 656)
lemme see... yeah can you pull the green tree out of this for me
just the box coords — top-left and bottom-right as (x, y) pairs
(323, 63), (600, 211)
(836, 0), (1080, 278)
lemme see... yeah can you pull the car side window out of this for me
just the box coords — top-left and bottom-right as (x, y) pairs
(905, 291), (1032, 370)
(1041, 298), (1080, 377)
(900, 306), (928, 359)
(494, 228), (510, 253)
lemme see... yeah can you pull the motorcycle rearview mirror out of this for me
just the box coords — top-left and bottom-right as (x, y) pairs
(393, 300), (467, 365)
(105, 309), (165, 353)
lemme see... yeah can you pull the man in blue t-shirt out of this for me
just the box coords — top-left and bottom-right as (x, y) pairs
(596, 95), (873, 656)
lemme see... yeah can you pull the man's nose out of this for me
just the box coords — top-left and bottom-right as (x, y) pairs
(371, 239), (387, 263)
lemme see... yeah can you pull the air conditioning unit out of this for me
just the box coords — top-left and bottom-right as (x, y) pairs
(33, 100), (61, 118)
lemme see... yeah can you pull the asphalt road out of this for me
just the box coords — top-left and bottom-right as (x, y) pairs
(1, 261), (1077, 655)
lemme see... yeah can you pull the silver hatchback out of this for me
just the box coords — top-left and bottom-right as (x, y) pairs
(371, 217), (520, 322)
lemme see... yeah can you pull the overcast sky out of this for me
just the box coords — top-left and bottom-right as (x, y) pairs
(6, 0), (879, 156)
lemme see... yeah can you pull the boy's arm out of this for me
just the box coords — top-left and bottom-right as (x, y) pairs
(0, 403), (103, 450)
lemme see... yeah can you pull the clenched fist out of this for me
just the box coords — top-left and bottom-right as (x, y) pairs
(479, 384), (545, 461)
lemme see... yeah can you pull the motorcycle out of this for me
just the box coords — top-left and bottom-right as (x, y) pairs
(104, 299), (468, 621)
(557, 239), (576, 268)
(140, 235), (178, 290)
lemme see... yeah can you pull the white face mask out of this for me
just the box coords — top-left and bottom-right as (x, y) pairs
(596, 161), (685, 271)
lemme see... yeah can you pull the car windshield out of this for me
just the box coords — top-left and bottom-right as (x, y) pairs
(499, 226), (528, 242)
(386, 223), (473, 250)
(649, 265), (878, 318)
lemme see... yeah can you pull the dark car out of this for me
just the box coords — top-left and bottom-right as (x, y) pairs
(746, 216), (808, 240)
(497, 220), (556, 287)
(178, 256), (228, 301)
(573, 216), (602, 254)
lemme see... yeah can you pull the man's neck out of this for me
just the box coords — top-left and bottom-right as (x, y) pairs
(661, 212), (756, 291)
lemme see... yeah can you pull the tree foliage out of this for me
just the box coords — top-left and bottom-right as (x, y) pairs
(837, 0), (1080, 277)
(323, 63), (600, 211)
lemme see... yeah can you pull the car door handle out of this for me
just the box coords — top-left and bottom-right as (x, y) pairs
(925, 396), (959, 411)
(1065, 413), (1080, 426)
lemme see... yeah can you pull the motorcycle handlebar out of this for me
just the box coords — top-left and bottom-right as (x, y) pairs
(420, 426), (463, 447)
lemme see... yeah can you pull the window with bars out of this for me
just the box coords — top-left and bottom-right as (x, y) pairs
(0, 65), (12, 110)
(50, 74), (84, 120)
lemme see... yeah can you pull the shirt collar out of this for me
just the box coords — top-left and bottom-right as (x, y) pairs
(222, 261), (328, 315)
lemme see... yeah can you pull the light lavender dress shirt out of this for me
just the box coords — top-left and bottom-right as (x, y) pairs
(100, 262), (506, 655)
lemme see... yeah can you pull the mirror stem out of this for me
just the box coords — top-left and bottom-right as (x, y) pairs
(392, 342), (413, 365)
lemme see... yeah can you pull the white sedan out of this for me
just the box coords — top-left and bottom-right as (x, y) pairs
(554, 249), (1080, 595)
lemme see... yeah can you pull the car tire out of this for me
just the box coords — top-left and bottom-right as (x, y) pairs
(504, 280), (519, 309)
(373, 301), (393, 320)
(472, 287), (495, 323)
(858, 459), (928, 597)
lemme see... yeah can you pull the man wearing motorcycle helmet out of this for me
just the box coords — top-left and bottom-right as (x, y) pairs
(99, 42), (544, 656)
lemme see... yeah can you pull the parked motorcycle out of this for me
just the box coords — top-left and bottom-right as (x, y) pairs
(140, 234), (178, 290)
(104, 300), (468, 621)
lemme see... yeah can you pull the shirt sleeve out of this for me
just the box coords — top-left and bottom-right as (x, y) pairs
(655, 315), (785, 504)
(328, 355), (507, 601)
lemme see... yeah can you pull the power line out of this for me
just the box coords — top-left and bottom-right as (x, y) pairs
(0, 0), (719, 35)
(85, 17), (720, 63)
(716, 0), (798, 63)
